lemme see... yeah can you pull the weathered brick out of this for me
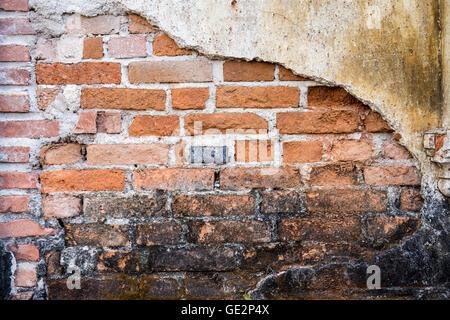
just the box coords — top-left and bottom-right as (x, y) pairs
(128, 14), (157, 34)
(37, 88), (61, 110)
(40, 169), (125, 193)
(42, 196), (81, 219)
(35, 38), (56, 60)
(235, 140), (273, 162)
(147, 246), (237, 272)
(190, 220), (271, 243)
(0, 120), (59, 138)
(382, 141), (412, 160)
(86, 144), (169, 165)
(283, 141), (323, 163)
(134, 168), (214, 191)
(83, 37), (103, 59)
(173, 194), (256, 217)
(365, 111), (393, 132)
(65, 224), (129, 247)
(81, 88), (166, 111)
(241, 243), (307, 271)
(153, 33), (191, 56)
(220, 167), (302, 190)
(83, 195), (168, 218)
(0, 146), (29, 163)
(278, 217), (361, 242)
(96, 111), (121, 133)
(128, 116), (179, 136)
(277, 111), (361, 134)
(184, 113), (267, 135)
(0, 18), (34, 35)
(0, 0), (29, 11)
(45, 251), (62, 276)
(135, 222), (183, 246)
(279, 66), (309, 81)
(223, 61), (274, 81)
(217, 86), (299, 108)
(330, 139), (373, 161)
(128, 61), (213, 83)
(0, 94), (29, 112)
(96, 251), (141, 274)
(0, 172), (37, 189)
(15, 266), (37, 287)
(0, 219), (56, 238)
(0, 195), (29, 213)
(364, 166), (421, 186)
(306, 189), (387, 214)
(7, 244), (39, 262)
(108, 36), (147, 58)
(308, 86), (360, 108)
(400, 189), (424, 212)
(364, 217), (420, 249)
(48, 279), (132, 300)
(36, 62), (121, 85)
(73, 111), (97, 134)
(0, 68), (30, 85)
(40, 143), (81, 165)
(185, 277), (224, 299)
(310, 163), (359, 186)
(65, 15), (120, 35)
(0, 45), (30, 61)
(260, 190), (303, 214)
(171, 87), (209, 110)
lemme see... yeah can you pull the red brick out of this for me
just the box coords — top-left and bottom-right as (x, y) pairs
(0, 172), (37, 189)
(283, 141), (323, 163)
(0, 120), (59, 138)
(42, 196), (81, 219)
(65, 15), (120, 35)
(81, 88), (166, 110)
(220, 167), (302, 190)
(306, 189), (387, 214)
(217, 86), (299, 108)
(96, 111), (121, 133)
(0, 219), (57, 238)
(40, 143), (81, 165)
(0, 146), (29, 163)
(64, 224), (129, 247)
(223, 61), (274, 81)
(36, 62), (121, 85)
(235, 140), (273, 162)
(279, 66), (309, 81)
(0, 94), (29, 112)
(128, 14), (157, 34)
(128, 116), (179, 136)
(134, 168), (214, 191)
(7, 244), (39, 262)
(184, 113), (267, 135)
(96, 251), (141, 274)
(0, 195), (29, 213)
(0, 0), (29, 11)
(153, 33), (191, 56)
(400, 189), (424, 211)
(15, 267), (37, 287)
(308, 86), (361, 108)
(173, 194), (256, 217)
(365, 111), (393, 132)
(37, 88), (61, 111)
(128, 61), (213, 83)
(40, 169), (125, 193)
(310, 163), (359, 186)
(0, 18), (34, 35)
(83, 37), (103, 59)
(108, 36), (147, 58)
(171, 87), (209, 110)
(0, 68), (30, 85)
(135, 222), (183, 245)
(364, 217), (420, 248)
(382, 141), (412, 160)
(260, 190), (303, 215)
(278, 217), (361, 242)
(86, 144), (169, 165)
(189, 220), (271, 243)
(0, 44), (30, 61)
(277, 111), (361, 134)
(330, 139), (373, 161)
(73, 111), (96, 134)
(364, 166), (421, 186)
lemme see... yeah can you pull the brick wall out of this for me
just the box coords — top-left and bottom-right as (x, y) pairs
(0, 6), (426, 299)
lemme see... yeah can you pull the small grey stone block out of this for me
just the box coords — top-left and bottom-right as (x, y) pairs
(190, 146), (227, 164)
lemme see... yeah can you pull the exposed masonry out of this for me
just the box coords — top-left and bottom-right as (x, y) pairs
(0, 6), (447, 300)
